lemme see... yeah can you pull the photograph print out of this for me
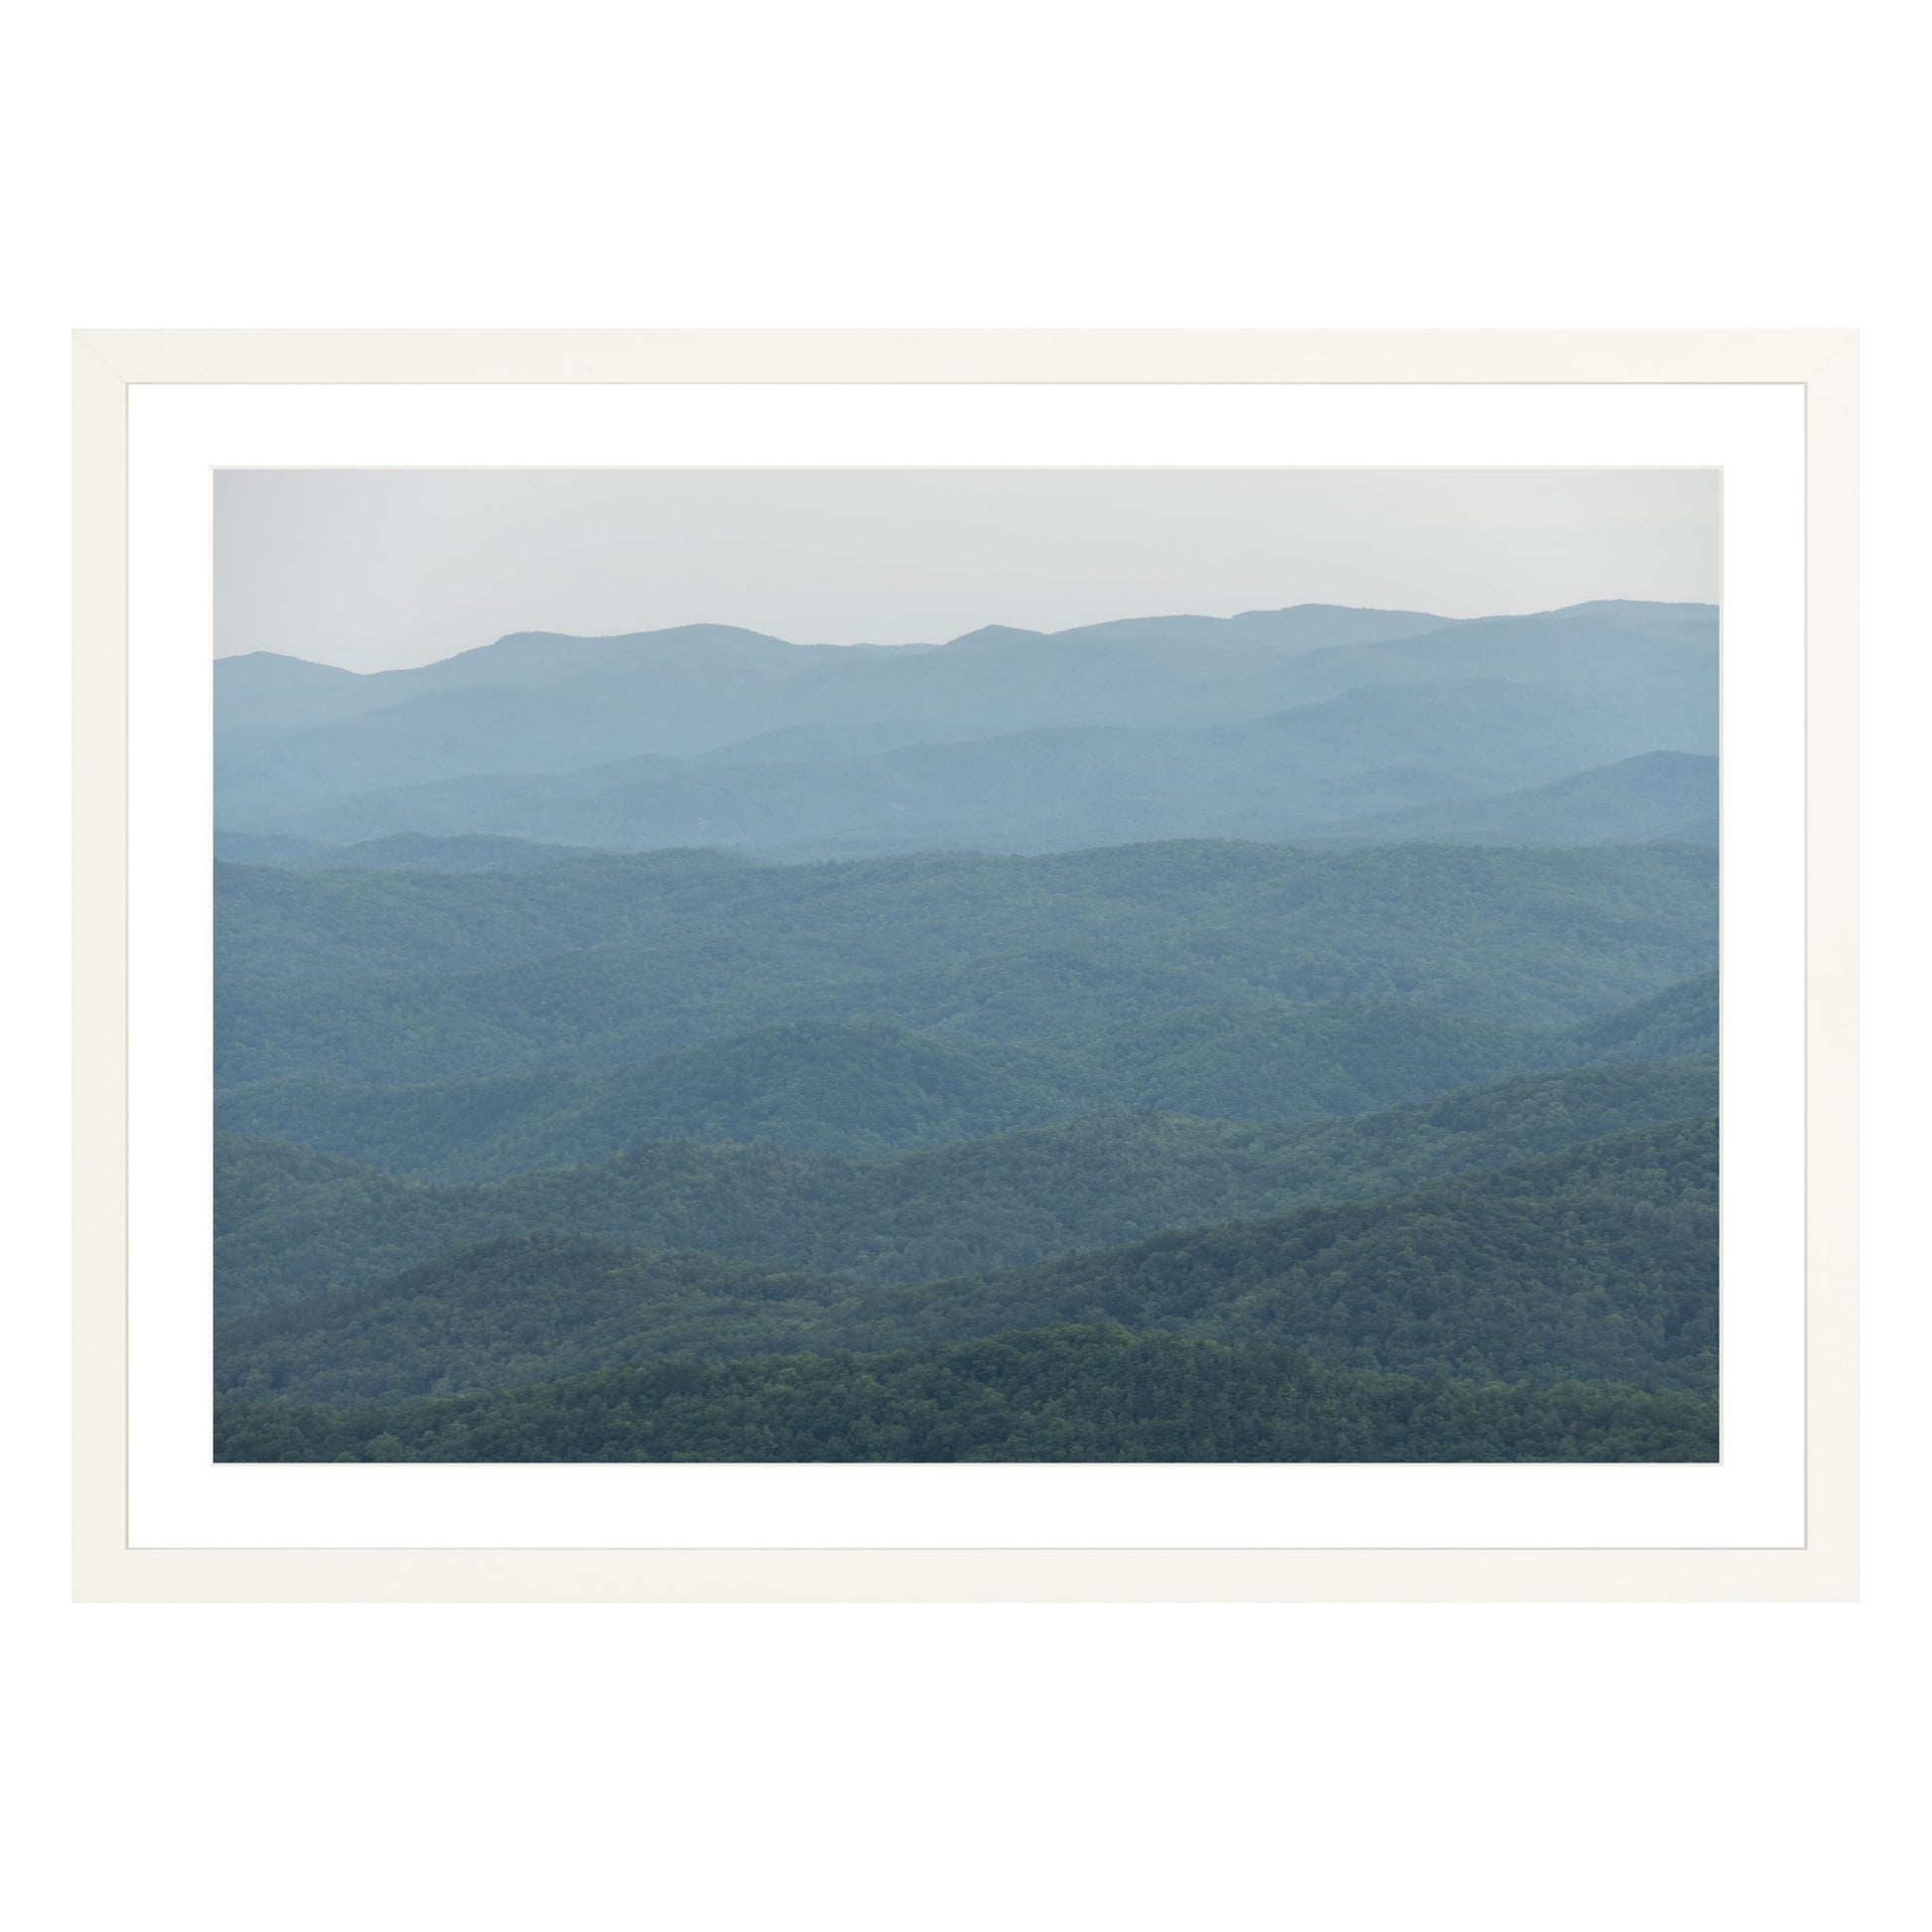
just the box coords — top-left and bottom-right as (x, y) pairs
(210, 467), (1720, 1463)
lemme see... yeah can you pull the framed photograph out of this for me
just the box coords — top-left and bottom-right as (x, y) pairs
(72, 329), (1858, 1599)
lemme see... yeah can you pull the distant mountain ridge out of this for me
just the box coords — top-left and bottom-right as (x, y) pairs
(214, 600), (1718, 855)
(253, 678), (1713, 854)
(1317, 752), (1717, 847)
(215, 600), (1470, 727)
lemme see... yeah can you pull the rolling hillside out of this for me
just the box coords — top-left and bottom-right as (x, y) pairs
(214, 1119), (1719, 1405)
(214, 1057), (1718, 1312)
(213, 842), (1718, 1089)
(215, 979), (1715, 1181)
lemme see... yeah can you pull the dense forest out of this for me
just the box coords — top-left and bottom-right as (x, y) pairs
(213, 842), (1716, 1089)
(215, 1056), (1716, 1312)
(215, 1327), (1718, 1463)
(212, 600), (1720, 1462)
(215, 978), (1714, 1178)
(215, 1121), (1718, 1406)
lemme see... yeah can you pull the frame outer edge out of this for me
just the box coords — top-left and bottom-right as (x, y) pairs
(71, 329), (1859, 1601)
(74, 326), (1855, 387)
(1801, 335), (1861, 1598)
(72, 334), (132, 1600)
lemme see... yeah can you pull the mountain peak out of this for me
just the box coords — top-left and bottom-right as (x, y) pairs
(940, 624), (1050, 652)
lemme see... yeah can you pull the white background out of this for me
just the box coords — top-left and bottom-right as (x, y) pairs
(8, 4), (1925, 1930)
(129, 381), (1804, 1551)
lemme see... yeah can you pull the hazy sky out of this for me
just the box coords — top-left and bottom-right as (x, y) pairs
(214, 469), (1720, 671)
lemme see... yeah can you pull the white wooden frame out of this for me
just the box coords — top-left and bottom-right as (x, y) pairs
(72, 330), (1859, 1599)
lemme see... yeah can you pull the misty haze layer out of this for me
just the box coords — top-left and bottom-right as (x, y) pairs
(213, 599), (1718, 859)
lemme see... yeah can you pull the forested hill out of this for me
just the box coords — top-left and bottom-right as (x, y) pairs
(214, 1118), (1719, 1407)
(214, 838), (1715, 986)
(214, 1056), (1718, 1313)
(214, 979), (1715, 1179)
(215, 1329), (1719, 1464)
(1566, 971), (1718, 1060)
(213, 842), (1717, 1090)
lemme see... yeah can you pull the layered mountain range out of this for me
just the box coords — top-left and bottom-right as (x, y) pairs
(213, 600), (1721, 1461)
(215, 600), (1718, 857)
